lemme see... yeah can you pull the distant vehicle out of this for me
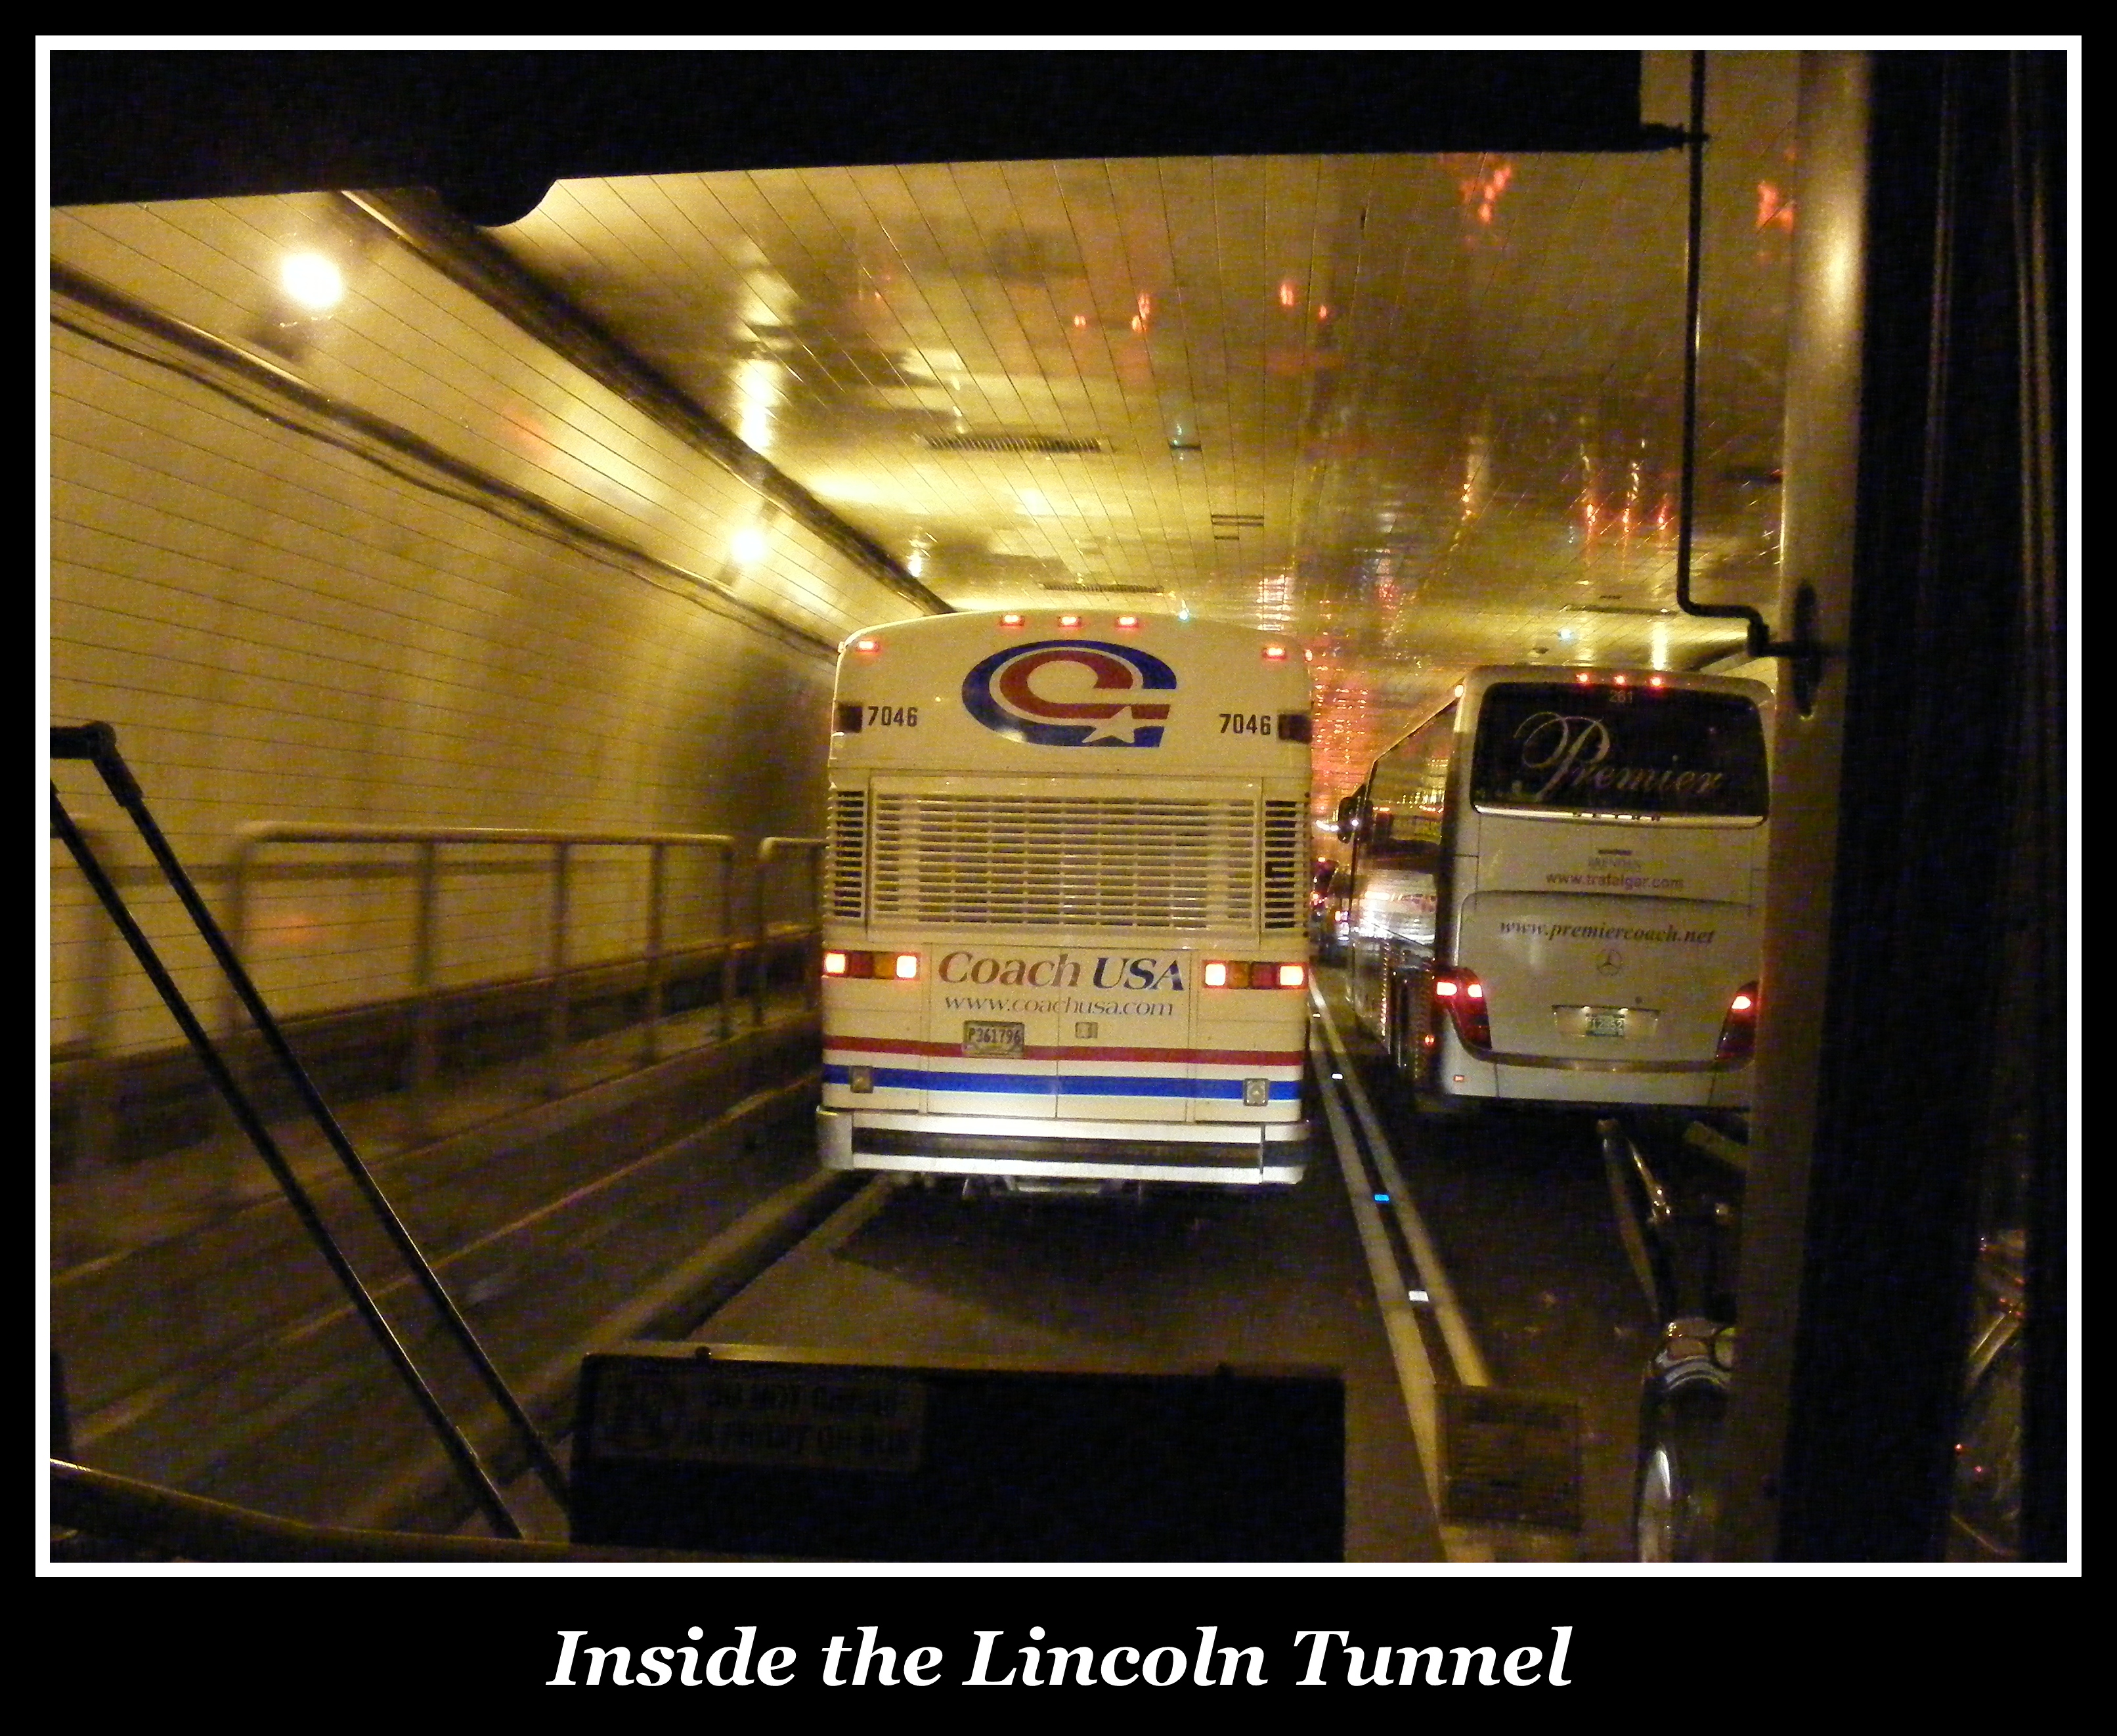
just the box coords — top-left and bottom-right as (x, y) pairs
(1342, 665), (1771, 1112)
(1309, 851), (1349, 962)
(816, 609), (1314, 1194)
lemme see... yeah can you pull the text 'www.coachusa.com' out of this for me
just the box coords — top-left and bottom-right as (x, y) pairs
(1497, 921), (1717, 944)
(942, 995), (1176, 1018)
(544, 1624), (1577, 1689)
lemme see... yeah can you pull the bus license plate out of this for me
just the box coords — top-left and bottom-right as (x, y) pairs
(963, 1021), (1025, 1058)
(1586, 1009), (1628, 1038)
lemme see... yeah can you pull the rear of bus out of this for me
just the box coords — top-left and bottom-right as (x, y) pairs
(816, 611), (1314, 1191)
(1431, 666), (1770, 1110)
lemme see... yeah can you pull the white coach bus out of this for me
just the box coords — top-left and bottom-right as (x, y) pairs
(816, 609), (1314, 1193)
(1343, 665), (1770, 1112)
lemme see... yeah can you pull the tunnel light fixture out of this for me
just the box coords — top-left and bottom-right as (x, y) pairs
(278, 251), (345, 313)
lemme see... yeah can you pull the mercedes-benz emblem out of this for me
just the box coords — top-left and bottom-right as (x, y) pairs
(1597, 949), (1623, 974)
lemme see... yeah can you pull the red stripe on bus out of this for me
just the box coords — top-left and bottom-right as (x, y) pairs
(824, 1038), (1303, 1066)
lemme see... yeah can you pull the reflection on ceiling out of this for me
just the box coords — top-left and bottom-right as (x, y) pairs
(487, 52), (1798, 802)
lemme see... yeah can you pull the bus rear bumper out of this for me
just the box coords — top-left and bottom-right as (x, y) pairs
(818, 1108), (1309, 1187)
(1431, 1048), (1751, 1110)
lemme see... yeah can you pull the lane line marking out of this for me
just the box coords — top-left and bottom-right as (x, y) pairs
(1311, 986), (1492, 1389)
(1309, 1024), (1448, 1525)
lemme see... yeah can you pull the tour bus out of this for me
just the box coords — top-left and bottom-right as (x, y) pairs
(1342, 665), (1770, 1112)
(816, 609), (1313, 1192)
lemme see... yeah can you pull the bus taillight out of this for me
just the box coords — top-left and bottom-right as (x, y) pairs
(821, 950), (920, 982)
(1716, 982), (1759, 1061)
(1434, 968), (1492, 1050)
(1204, 959), (1306, 989)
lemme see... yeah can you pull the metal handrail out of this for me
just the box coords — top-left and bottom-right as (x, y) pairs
(53, 727), (538, 1536)
(228, 822), (741, 1125)
(755, 836), (825, 1029)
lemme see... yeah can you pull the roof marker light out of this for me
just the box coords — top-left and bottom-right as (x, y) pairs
(853, 638), (880, 655)
(1057, 613), (1082, 629)
(1263, 644), (1288, 661)
(999, 613), (1025, 628)
(1115, 614), (1141, 629)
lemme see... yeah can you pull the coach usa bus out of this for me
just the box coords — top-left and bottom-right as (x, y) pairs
(1343, 666), (1771, 1112)
(816, 610), (1314, 1192)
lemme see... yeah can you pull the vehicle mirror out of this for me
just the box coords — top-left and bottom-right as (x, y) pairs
(1335, 794), (1361, 842)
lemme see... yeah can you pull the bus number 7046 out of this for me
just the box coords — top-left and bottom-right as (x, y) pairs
(1219, 712), (1275, 735)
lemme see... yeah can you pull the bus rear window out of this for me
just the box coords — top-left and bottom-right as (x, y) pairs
(1470, 683), (1768, 817)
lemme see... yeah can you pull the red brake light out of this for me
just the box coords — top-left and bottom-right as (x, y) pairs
(1716, 982), (1759, 1061)
(1435, 968), (1491, 1049)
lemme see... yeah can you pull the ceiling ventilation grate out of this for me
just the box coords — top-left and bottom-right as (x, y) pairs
(922, 433), (1105, 455)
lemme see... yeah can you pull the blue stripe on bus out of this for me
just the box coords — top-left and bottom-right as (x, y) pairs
(824, 1064), (1299, 1101)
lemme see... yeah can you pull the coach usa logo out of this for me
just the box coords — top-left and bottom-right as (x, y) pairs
(961, 641), (1177, 747)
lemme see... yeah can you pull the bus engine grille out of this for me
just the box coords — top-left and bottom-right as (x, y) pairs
(1262, 799), (1303, 930)
(869, 794), (1260, 928)
(827, 787), (867, 921)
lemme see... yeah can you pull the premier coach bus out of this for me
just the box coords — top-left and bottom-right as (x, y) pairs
(1343, 665), (1770, 1113)
(816, 609), (1313, 1194)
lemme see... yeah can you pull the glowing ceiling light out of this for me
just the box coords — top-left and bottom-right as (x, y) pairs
(278, 251), (344, 313)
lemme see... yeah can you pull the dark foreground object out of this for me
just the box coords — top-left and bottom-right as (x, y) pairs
(572, 1341), (1343, 1561)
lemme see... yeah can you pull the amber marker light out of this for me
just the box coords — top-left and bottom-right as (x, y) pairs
(893, 953), (921, 980)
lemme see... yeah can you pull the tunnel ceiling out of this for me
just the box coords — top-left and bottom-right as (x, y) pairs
(50, 49), (1801, 802)
(473, 52), (1798, 797)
